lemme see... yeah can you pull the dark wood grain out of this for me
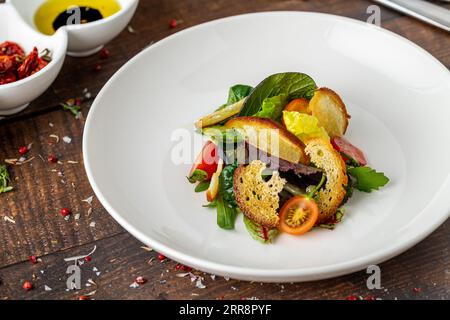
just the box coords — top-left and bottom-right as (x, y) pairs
(0, 0), (449, 300)
(0, 109), (124, 267)
(0, 220), (448, 300)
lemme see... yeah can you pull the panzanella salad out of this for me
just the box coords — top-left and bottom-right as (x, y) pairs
(188, 72), (389, 243)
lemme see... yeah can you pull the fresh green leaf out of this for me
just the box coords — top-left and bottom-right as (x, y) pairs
(61, 102), (81, 117)
(219, 164), (238, 207)
(239, 72), (317, 117)
(187, 169), (208, 184)
(347, 166), (389, 193)
(216, 194), (238, 230)
(195, 180), (210, 193)
(254, 94), (288, 121)
(243, 216), (278, 244)
(0, 165), (13, 194)
(227, 84), (253, 105)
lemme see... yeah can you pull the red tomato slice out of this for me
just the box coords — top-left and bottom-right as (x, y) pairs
(331, 137), (367, 166)
(188, 141), (219, 181)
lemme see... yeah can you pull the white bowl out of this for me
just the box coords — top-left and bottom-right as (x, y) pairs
(0, 3), (67, 116)
(8, 0), (139, 57)
(83, 12), (450, 282)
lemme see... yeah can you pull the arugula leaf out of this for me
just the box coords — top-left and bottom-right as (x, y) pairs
(0, 165), (13, 194)
(243, 216), (278, 244)
(254, 94), (288, 121)
(195, 180), (210, 193)
(216, 194), (238, 230)
(219, 164), (238, 207)
(347, 166), (389, 193)
(239, 72), (317, 117)
(227, 85), (253, 105)
(187, 169), (208, 183)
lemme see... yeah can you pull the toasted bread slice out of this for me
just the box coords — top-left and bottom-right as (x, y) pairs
(309, 88), (350, 137)
(225, 117), (309, 164)
(233, 160), (286, 228)
(305, 138), (348, 223)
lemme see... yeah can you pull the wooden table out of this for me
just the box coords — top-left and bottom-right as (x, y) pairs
(1, 0), (449, 300)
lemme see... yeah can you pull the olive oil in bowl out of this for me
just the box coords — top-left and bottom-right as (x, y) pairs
(34, 0), (121, 35)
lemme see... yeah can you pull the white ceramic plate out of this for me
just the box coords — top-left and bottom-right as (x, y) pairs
(83, 12), (450, 282)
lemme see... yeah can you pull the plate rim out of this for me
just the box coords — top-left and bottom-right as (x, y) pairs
(83, 11), (450, 282)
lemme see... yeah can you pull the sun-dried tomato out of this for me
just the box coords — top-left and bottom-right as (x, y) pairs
(17, 47), (39, 79)
(0, 55), (16, 73)
(31, 57), (49, 75)
(0, 41), (25, 57)
(0, 72), (16, 85)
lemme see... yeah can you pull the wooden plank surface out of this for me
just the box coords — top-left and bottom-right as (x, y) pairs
(0, 0), (449, 300)
(0, 221), (448, 300)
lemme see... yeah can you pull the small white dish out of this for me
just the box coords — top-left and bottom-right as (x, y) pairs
(83, 12), (450, 282)
(8, 0), (139, 57)
(0, 2), (67, 116)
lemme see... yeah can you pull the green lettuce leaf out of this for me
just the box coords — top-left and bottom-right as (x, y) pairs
(254, 94), (288, 121)
(239, 72), (317, 117)
(283, 111), (329, 143)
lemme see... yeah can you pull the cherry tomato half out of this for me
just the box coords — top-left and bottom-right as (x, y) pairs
(279, 196), (319, 235)
(283, 98), (310, 113)
(188, 141), (219, 181)
(331, 137), (367, 166)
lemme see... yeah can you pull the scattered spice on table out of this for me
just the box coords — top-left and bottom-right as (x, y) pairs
(0, 165), (13, 194)
(61, 99), (82, 118)
(3, 215), (16, 224)
(135, 276), (147, 285)
(48, 155), (58, 163)
(93, 64), (102, 72)
(158, 254), (166, 261)
(60, 207), (71, 217)
(99, 48), (110, 59)
(127, 25), (137, 34)
(169, 19), (183, 29)
(29, 255), (38, 264)
(18, 146), (29, 155)
(22, 281), (33, 291)
(49, 134), (60, 143)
